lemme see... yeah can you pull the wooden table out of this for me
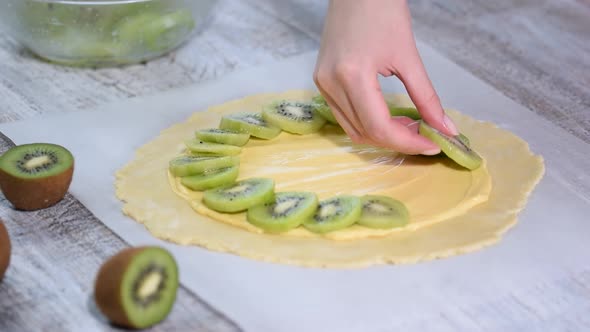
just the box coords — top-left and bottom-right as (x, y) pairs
(0, 1), (588, 331)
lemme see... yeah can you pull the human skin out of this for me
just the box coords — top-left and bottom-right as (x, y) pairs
(314, 0), (459, 155)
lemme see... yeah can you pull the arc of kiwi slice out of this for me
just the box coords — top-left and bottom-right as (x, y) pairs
(219, 112), (282, 140)
(358, 195), (410, 229)
(247, 192), (319, 233)
(185, 139), (242, 156)
(387, 104), (422, 120)
(418, 121), (483, 170)
(303, 195), (362, 234)
(181, 166), (239, 191)
(0, 143), (74, 211)
(94, 246), (179, 329)
(0, 221), (11, 280)
(203, 178), (275, 213)
(169, 155), (239, 177)
(262, 100), (327, 135)
(311, 95), (338, 124)
(195, 128), (250, 147)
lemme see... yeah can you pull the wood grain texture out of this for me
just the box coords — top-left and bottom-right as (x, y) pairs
(0, 0), (588, 331)
(0, 130), (240, 332)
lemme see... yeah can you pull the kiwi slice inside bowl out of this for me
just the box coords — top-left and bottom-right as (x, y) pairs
(0, 143), (74, 211)
(303, 195), (362, 234)
(0, 221), (11, 280)
(418, 121), (483, 170)
(247, 192), (319, 233)
(262, 100), (327, 134)
(94, 246), (179, 329)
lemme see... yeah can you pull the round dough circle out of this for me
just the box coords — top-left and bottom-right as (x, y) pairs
(116, 90), (544, 268)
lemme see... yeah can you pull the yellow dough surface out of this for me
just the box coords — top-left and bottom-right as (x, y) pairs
(116, 90), (544, 267)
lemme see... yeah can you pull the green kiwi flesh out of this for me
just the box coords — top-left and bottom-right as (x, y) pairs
(262, 101), (327, 135)
(203, 178), (275, 213)
(94, 246), (179, 329)
(311, 95), (338, 124)
(359, 195), (409, 229)
(419, 121), (482, 170)
(181, 166), (239, 191)
(247, 192), (318, 233)
(387, 104), (422, 120)
(219, 112), (281, 140)
(303, 195), (362, 234)
(169, 155), (239, 177)
(0, 143), (74, 210)
(0, 221), (10, 280)
(185, 139), (241, 156)
(195, 128), (250, 147)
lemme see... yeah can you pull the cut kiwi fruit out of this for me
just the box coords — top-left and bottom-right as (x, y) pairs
(387, 104), (422, 120)
(181, 166), (239, 191)
(169, 155), (239, 177)
(311, 95), (338, 124)
(195, 128), (250, 147)
(358, 195), (410, 229)
(262, 100), (327, 135)
(94, 246), (178, 329)
(203, 178), (275, 213)
(303, 195), (362, 234)
(418, 121), (482, 170)
(0, 143), (74, 211)
(185, 139), (241, 156)
(0, 221), (10, 280)
(219, 112), (282, 140)
(247, 192), (318, 233)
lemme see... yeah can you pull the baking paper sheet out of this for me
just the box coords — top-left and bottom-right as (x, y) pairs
(1, 43), (589, 332)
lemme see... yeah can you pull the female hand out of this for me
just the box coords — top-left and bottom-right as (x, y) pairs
(314, 0), (459, 155)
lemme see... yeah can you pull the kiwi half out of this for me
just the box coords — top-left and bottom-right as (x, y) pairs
(195, 129), (250, 147)
(94, 246), (179, 329)
(247, 192), (318, 233)
(181, 166), (239, 191)
(219, 112), (281, 140)
(185, 139), (242, 156)
(303, 195), (362, 234)
(359, 195), (409, 229)
(0, 143), (74, 211)
(169, 155), (239, 177)
(203, 178), (275, 213)
(418, 121), (483, 170)
(262, 101), (327, 134)
(0, 221), (10, 280)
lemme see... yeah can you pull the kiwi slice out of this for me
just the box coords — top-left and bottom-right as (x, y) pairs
(418, 121), (482, 170)
(195, 128), (250, 147)
(185, 139), (241, 156)
(180, 166), (239, 191)
(219, 112), (282, 140)
(203, 178), (275, 213)
(311, 95), (338, 124)
(169, 155), (239, 177)
(0, 221), (11, 280)
(0, 143), (74, 211)
(94, 246), (179, 329)
(358, 195), (410, 229)
(387, 105), (422, 120)
(262, 101), (327, 135)
(303, 195), (362, 234)
(247, 192), (318, 233)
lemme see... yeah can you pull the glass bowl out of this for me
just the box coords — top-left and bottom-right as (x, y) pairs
(0, 0), (217, 67)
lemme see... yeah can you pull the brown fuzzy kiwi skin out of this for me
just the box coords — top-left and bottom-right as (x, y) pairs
(0, 164), (73, 211)
(94, 247), (147, 329)
(0, 221), (10, 280)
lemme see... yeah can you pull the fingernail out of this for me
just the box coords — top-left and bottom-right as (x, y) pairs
(444, 115), (460, 136)
(422, 148), (441, 156)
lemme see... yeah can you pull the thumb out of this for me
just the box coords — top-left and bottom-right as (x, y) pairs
(398, 53), (459, 137)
